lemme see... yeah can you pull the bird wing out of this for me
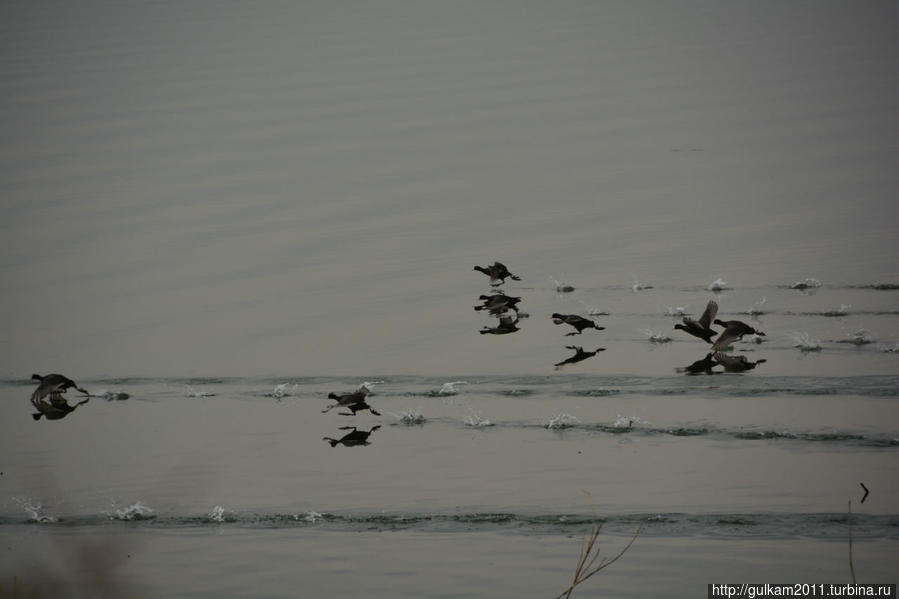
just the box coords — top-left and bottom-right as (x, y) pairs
(29, 380), (66, 406)
(699, 300), (718, 329)
(681, 316), (700, 330)
(30, 387), (52, 411)
(712, 324), (740, 350)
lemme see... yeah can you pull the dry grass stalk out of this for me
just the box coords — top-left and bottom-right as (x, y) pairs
(554, 519), (644, 599)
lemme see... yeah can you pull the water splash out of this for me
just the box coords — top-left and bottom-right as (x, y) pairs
(631, 277), (653, 292)
(790, 278), (822, 290)
(303, 511), (323, 523)
(665, 305), (689, 317)
(208, 505), (227, 522)
(393, 408), (426, 425)
(550, 276), (575, 293)
(848, 329), (874, 346)
(707, 277), (729, 292)
(546, 413), (580, 430)
(437, 381), (468, 396)
(613, 415), (648, 430)
(269, 383), (301, 398)
(748, 297), (767, 316)
(107, 501), (155, 521)
(99, 390), (131, 401)
(464, 409), (493, 427)
(823, 304), (851, 317)
(792, 332), (822, 352)
(15, 498), (58, 523)
(878, 343), (899, 353)
(185, 385), (216, 398)
(643, 329), (671, 343)
(577, 299), (609, 316)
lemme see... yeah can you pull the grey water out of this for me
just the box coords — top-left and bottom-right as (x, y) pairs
(2, 1), (898, 597)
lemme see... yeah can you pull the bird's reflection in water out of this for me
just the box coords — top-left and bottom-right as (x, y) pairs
(474, 292), (521, 315)
(677, 353), (719, 375)
(480, 315), (521, 335)
(323, 425), (381, 448)
(713, 351), (767, 372)
(554, 346), (605, 370)
(677, 352), (767, 375)
(30, 373), (91, 421)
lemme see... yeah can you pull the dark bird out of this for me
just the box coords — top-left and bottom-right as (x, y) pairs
(712, 352), (767, 373)
(674, 300), (719, 343)
(30, 373), (90, 421)
(712, 319), (766, 350)
(323, 425), (381, 448)
(554, 346), (605, 369)
(473, 261), (521, 286)
(860, 482), (869, 504)
(323, 386), (380, 416)
(474, 293), (521, 315)
(480, 315), (521, 335)
(676, 353), (719, 375)
(551, 313), (604, 336)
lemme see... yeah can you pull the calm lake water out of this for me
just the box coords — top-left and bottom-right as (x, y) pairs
(1, 1), (898, 597)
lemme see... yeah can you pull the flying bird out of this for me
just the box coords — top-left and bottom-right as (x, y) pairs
(473, 262), (521, 286)
(674, 300), (719, 343)
(552, 313), (604, 336)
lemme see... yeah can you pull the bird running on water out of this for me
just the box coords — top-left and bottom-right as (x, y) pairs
(30, 373), (90, 421)
(473, 261), (521, 286)
(552, 313), (604, 336)
(323, 385), (381, 416)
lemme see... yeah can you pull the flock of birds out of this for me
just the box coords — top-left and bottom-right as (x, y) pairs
(27, 261), (770, 428)
(471, 261), (768, 373)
